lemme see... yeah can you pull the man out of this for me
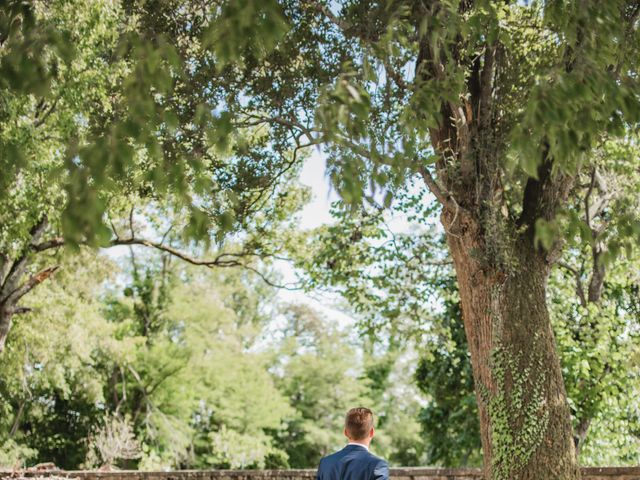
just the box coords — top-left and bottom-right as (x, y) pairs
(316, 408), (389, 480)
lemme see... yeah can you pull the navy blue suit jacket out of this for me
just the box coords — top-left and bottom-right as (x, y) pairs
(316, 444), (389, 480)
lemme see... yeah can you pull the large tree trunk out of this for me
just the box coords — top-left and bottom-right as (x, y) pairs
(443, 209), (580, 480)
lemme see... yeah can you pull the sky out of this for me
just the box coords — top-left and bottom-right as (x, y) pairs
(275, 149), (356, 327)
(296, 149), (339, 230)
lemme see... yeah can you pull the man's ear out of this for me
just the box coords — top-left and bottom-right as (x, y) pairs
(370, 427), (375, 438)
(344, 428), (350, 439)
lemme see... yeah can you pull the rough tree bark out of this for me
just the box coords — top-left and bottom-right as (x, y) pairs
(412, 2), (583, 473)
(419, 132), (582, 478)
(442, 208), (580, 479)
(420, 139), (582, 478)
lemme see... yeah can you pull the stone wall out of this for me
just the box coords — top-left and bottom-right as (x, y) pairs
(2, 467), (640, 480)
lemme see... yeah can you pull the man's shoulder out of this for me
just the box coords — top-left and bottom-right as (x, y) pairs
(319, 448), (345, 462)
(317, 449), (344, 467)
(318, 446), (387, 466)
(366, 452), (388, 467)
(318, 448), (388, 480)
(367, 453), (389, 479)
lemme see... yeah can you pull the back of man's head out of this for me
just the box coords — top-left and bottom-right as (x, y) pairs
(345, 407), (374, 441)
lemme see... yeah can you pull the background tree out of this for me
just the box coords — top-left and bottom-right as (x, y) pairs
(3, 2), (640, 477)
(0, 246), (295, 469)
(269, 304), (426, 468)
(551, 137), (640, 455)
(1, 244), (430, 470)
(0, 0), (305, 353)
(0, 249), (129, 468)
(98, 257), (293, 469)
(414, 277), (481, 467)
(362, 341), (426, 467)
(219, 3), (639, 478)
(268, 304), (373, 467)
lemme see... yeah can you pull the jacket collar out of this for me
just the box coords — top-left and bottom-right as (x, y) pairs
(346, 442), (369, 451)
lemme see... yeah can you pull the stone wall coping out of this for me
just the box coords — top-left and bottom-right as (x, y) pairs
(1, 467), (639, 478)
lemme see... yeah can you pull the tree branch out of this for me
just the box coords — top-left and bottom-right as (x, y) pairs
(517, 146), (575, 242)
(2, 266), (60, 306)
(7, 306), (33, 315)
(587, 246), (606, 303)
(584, 167), (597, 230)
(1, 218), (50, 298)
(33, 97), (59, 128)
(558, 261), (587, 307)
(32, 235), (302, 290)
(0, 253), (9, 286)
(477, 45), (496, 131)
(418, 165), (462, 214)
(317, 4), (349, 30)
